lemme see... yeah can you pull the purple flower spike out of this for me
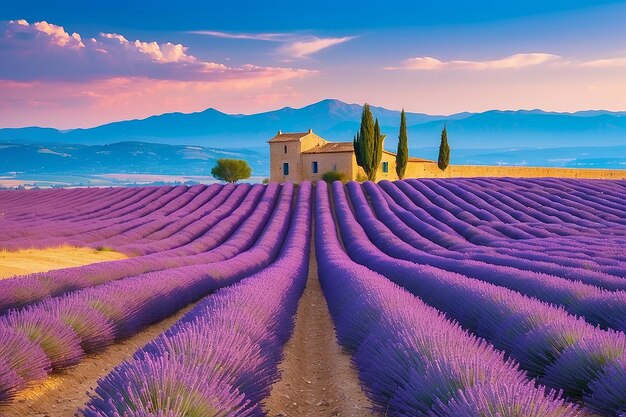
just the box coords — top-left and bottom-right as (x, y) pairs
(0, 359), (23, 406)
(430, 382), (581, 417)
(0, 310), (84, 369)
(584, 357), (626, 416)
(0, 325), (51, 404)
(542, 333), (626, 398)
(41, 298), (116, 352)
(80, 354), (251, 417)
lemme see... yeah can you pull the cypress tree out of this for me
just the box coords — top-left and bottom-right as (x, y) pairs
(354, 103), (384, 181)
(396, 109), (408, 179)
(370, 118), (384, 181)
(438, 124), (450, 171)
(353, 130), (363, 167)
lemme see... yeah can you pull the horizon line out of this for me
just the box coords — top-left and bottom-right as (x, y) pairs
(1, 99), (625, 130)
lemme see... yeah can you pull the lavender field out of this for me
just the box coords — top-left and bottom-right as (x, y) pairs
(0, 178), (625, 416)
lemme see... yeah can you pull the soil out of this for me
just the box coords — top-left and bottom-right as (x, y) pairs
(263, 235), (379, 417)
(0, 246), (127, 279)
(0, 302), (196, 417)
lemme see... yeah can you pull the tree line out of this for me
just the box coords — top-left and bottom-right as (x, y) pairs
(354, 103), (450, 181)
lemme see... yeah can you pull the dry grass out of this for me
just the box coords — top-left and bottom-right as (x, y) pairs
(0, 246), (127, 279)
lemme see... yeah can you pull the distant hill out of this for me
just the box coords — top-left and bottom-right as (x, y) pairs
(4, 99), (624, 151)
(1, 140), (623, 188)
(0, 141), (268, 176)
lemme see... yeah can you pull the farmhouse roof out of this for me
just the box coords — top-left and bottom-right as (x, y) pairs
(268, 129), (314, 143)
(302, 142), (354, 154)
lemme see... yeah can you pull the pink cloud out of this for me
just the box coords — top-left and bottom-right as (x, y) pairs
(0, 75), (314, 128)
(580, 57), (626, 68)
(386, 53), (562, 70)
(0, 19), (318, 128)
(0, 19), (314, 82)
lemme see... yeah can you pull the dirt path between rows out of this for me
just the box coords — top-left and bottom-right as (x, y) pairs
(0, 302), (197, 417)
(263, 235), (378, 417)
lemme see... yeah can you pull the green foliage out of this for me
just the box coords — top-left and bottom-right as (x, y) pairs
(438, 125), (451, 171)
(355, 171), (368, 182)
(353, 132), (363, 168)
(354, 103), (385, 181)
(321, 170), (348, 183)
(262, 177), (270, 184)
(211, 158), (252, 183)
(396, 109), (408, 179)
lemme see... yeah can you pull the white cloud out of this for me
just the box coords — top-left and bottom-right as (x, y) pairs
(386, 53), (562, 70)
(25, 20), (85, 48)
(190, 29), (355, 58)
(188, 30), (289, 42)
(278, 36), (355, 58)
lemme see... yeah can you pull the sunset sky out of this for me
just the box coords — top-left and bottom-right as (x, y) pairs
(2, 0), (626, 128)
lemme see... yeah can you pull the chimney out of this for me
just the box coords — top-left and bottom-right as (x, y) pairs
(277, 130), (282, 135)
(308, 128), (313, 133)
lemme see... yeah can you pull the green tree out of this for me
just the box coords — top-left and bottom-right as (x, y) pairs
(354, 103), (385, 181)
(211, 158), (252, 183)
(396, 109), (408, 179)
(321, 170), (348, 183)
(438, 125), (450, 171)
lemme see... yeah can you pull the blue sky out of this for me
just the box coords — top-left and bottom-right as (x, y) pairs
(1, 1), (626, 127)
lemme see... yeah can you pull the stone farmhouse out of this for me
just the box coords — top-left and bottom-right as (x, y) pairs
(268, 129), (437, 183)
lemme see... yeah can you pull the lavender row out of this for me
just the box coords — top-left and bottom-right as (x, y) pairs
(431, 179), (626, 271)
(401, 179), (625, 256)
(315, 181), (581, 416)
(107, 184), (239, 249)
(368, 181), (626, 293)
(0, 186), (180, 248)
(333, 181), (626, 416)
(486, 177), (626, 220)
(0, 186), (143, 221)
(0, 183), (289, 315)
(117, 184), (260, 255)
(461, 179), (626, 253)
(0, 184), (236, 253)
(0, 184), (297, 405)
(413, 177), (625, 242)
(1, 186), (164, 235)
(381, 180), (626, 277)
(78, 182), (312, 417)
(0, 184), (222, 250)
(356, 182), (626, 332)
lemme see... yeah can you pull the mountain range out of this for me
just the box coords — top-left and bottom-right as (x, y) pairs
(2, 99), (626, 151)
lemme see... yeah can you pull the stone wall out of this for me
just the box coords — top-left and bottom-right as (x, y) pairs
(301, 152), (354, 182)
(408, 163), (626, 180)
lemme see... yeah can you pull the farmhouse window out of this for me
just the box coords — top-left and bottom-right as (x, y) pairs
(312, 161), (318, 173)
(284, 145), (287, 154)
(283, 163), (289, 176)
(382, 161), (389, 173)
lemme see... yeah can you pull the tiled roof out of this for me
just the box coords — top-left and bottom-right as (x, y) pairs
(302, 142), (354, 154)
(267, 131), (311, 143)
